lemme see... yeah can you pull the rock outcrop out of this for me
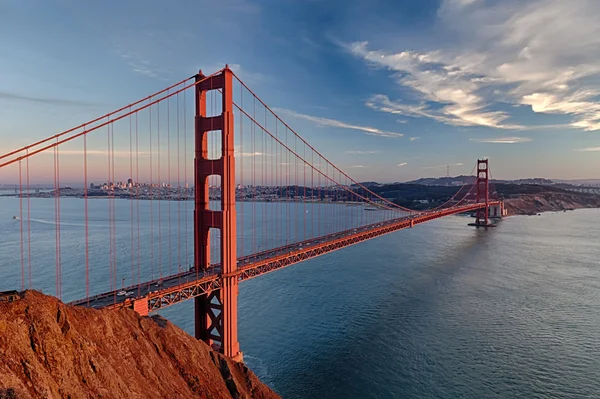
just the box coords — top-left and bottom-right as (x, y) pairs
(504, 192), (600, 215)
(0, 291), (279, 399)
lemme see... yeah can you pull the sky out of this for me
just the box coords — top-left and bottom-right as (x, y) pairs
(1, 0), (600, 182)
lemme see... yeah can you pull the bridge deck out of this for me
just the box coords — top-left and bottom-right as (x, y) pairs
(69, 202), (498, 312)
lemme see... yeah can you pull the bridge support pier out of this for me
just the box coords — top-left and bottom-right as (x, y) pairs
(194, 66), (242, 361)
(469, 159), (495, 228)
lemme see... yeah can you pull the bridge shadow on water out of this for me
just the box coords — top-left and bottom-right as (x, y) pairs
(237, 218), (501, 399)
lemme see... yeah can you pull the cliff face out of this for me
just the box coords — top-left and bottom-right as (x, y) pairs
(504, 192), (600, 215)
(0, 291), (279, 399)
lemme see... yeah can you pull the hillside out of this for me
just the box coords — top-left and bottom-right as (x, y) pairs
(503, 192), (600, 215)
(0, 291), (279, 399)
(366, 182), (600, 214)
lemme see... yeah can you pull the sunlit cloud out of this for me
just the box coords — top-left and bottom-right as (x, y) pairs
(237, 151), (267, 157)
(348, 165), (367, 168)
(344, 0), (600, 131)
(469, 137), (532, 144)
(206, 63), (265, 85)
(234, 145), (268, 157)
(575, 147), (600, 152)
(274, 108), (403, 138)
(397, 162), (408, 167)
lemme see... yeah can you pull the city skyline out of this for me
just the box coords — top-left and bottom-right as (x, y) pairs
(1, 0), (600, 181)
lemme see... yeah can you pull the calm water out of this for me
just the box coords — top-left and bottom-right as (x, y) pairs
(1, 197), (599, 398)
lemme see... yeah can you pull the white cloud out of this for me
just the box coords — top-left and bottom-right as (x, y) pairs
(274, 108), (403, 138)
(348, 165), (367, 168)
(207, 63), (265, 85)
(345, 150), (379, 154)
(445, 0), (479, 7)
(469, 137), (532, 144)
(575, 147), (600, 152)
(234, 145), (267, 157)
(237, 151), (266, 157)
(409, 136), (420, 141)
(353, 46), (522, 129)
(112, 38), (164, 78)
(397, 162), (408, 167)
(345, 0), (600, 131)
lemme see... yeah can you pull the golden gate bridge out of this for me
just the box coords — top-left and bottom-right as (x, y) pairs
(0, 67), (503, 361)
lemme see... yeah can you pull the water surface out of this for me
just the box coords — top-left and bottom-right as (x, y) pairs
(1, 198), (598, 398)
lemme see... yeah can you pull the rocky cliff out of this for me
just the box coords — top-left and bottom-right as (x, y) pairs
(0, 291), (279, 399)
(504, 192), (600, 215)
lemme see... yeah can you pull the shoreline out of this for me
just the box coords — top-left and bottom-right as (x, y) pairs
(3, 191), (600, 217)
(503, 191), (600, 216)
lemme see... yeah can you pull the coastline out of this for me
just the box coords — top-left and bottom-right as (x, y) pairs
(3, 191), (600, 217)
(503, 192), (600, 216)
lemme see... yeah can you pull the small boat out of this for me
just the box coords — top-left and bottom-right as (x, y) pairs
(12, 216), (19, 220)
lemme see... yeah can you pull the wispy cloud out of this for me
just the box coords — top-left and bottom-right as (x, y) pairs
(236, 151), (267, 157)
(422, 162), (463, 169)
(274, 108), (403, 138)
(409, 136), (420, 141)
(344, 0), (600, 131)
(397, 162), (408, 167)
(345, 150), (380, 154)
(469, 137), (532, 144)
(353, 47), (524, 130)
(211, 63), (265, 85)
(446, 0), (480, 6)
(575, 147), (600, 152)
(364, 91), (523, 130)
(0, 92), (97, 108)
(115, 47), (161, 78)
(234, 145), (268, 157)
(110, 30), (173, 79)
(348, 165), (367, 168)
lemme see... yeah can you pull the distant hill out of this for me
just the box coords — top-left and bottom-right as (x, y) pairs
(406, 176), (556, 187)
(367, 181), (588, 212)
(352, 181), (380, 188)
(506, 178), (556, 185)
(406, 175), (475, 186)
(552, 179), (600, 186)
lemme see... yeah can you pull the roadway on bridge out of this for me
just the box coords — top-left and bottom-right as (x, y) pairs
(71, 205), (488, 311)
(71, 210), (418, 309)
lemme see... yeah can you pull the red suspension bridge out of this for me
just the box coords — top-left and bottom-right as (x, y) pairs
(0, 67), (503, 361)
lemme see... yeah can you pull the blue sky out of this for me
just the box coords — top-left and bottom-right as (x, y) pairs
(1, 0), (599, 181)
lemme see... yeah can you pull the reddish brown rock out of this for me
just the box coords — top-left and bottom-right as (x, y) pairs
(504, 192), (600, 215)
(0, 291), (279, 399)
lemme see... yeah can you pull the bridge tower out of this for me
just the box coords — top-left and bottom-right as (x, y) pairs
(194, 67), (242, 361)
(473, 158), (493, 227)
